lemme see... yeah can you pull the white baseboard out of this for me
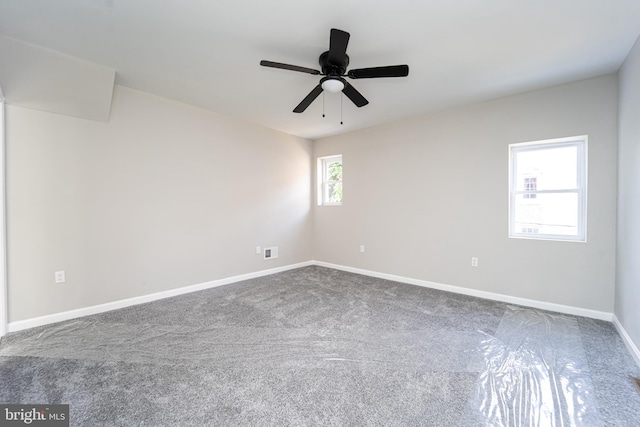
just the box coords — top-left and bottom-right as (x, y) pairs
(612, 314), (640, 368)
(6, 261), (313, 333)
(313, 261), (613, 321)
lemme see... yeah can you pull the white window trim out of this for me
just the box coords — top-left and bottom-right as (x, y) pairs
(0, 87), (6, 337)
(508, 135), (588, 242)
(317, 155), (342, 206)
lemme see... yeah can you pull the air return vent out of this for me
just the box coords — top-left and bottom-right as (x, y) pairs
(264, 246), (279, 260)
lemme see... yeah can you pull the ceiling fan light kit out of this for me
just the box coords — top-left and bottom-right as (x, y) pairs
(260, 28), (409, 114)
(321, 78), (344, 93)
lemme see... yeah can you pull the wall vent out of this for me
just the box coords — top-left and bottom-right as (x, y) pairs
(263, 246), (279, 260)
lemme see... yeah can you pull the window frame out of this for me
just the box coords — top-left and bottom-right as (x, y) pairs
(0, 89), (5, 337)
(508, 135), (588, 242)
(317, 155), (343, 206)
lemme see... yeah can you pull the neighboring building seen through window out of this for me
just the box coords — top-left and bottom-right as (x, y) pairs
(523, 177), (537, 199)
(509, 136), (587, 241)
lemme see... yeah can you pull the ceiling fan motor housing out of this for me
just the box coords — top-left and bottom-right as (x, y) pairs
(319, 51), (349, 76)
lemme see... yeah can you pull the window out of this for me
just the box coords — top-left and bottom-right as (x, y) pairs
(317, 155), (342, 205)
(509, 136), (587, 241)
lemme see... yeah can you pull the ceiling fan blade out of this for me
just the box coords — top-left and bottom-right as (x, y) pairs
(348, 65), (409, 79)
(342, 82), (369, 108)
(328, 28), (350, 65)
(293, 85), (324, 113)
(260, 60), (321, 75)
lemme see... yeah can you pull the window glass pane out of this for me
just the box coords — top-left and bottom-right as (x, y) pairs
(326, 160), (342, 182)
(321, 156), (342, 205)
(515, 146), (577, 191)
(513, 193), (578, 236)
(326, 182), (343, 203)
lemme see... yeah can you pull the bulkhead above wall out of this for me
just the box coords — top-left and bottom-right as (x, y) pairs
(0, 35), (115, 122)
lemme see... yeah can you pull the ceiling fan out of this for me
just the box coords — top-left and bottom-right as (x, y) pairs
(260, 28), (409, 113)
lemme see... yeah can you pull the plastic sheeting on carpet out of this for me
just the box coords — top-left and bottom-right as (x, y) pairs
(463, 306), (603, 426)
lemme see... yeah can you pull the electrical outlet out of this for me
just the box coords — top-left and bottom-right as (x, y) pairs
(55, 270), (65, 283)
(360, 245), (365, 253)
(256, 246), (261, 254)
(471, 257), (478, 267)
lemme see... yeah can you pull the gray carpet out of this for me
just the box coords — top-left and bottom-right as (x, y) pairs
(1, 266), (639, 426)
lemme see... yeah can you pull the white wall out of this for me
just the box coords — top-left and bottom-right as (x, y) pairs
(313, 75), (618, 312)
(616, 35), (640, 350)
(0, 36), (115, 122)
(6, 85), (313, 322)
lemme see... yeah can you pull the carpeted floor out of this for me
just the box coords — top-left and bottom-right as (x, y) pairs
(1, 266), (639, 426)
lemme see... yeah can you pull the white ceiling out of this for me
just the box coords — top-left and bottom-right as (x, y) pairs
(1, 0), (640, 140)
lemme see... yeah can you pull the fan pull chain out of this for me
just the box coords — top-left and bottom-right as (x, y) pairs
(340, 93), (344, 125)
(322, 92), (325, 118)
